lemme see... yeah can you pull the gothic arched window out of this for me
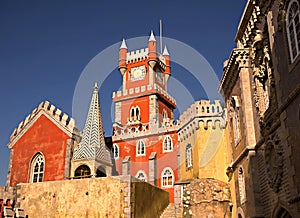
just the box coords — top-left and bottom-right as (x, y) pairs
(186, 144), (193, 170)
(161, 167), (174, 188)
(30, 153), (45, 183)
(74, 165), (91, 179)
(238, 167), (246, 203)
(286, 0), (300, 62)
(136, 170), (147, 182)
(113, 144), (119, 159)
(136, 140), (145, 156)
(163, 135), (173, 152)
(130, 106), (141, 122)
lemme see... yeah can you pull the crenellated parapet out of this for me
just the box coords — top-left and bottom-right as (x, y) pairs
(126, 48), (149, 63)
(178, 100), (226, 142)
(112, 84), (176, 107)
(8, 101), (76, 148)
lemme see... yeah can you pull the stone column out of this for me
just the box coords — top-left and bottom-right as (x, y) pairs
(148, 152), (157, 185)
(122, 156), (130, 175)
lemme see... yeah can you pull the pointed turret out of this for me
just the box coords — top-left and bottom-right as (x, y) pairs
(163, 45), (171, 76)
(119, 38), (128, 75)
(148, 31), (157, 68)
(72, 83), (112, 177)
(149, 30), (156, 42)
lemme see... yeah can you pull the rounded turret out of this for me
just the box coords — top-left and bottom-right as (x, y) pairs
(119, 38), (127, 75)
(148, 31), (157, 68)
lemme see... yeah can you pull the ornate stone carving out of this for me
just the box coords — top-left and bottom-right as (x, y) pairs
(252, 31), (275, 127)
(264, 134), (283, 193)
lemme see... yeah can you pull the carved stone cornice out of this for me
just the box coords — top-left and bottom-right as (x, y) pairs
(219, 48), (251, 100)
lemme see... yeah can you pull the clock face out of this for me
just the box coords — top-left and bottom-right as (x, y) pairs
(131, 66), (145, 81)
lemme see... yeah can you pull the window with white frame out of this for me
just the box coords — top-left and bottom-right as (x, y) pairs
(30, 153), (44, 183)
(161, 167), (174, 188)
(238, 167), (246, 203)
(186, 144), (193, 170)
(129, 106), (141, 122)
(136, 170), (147, 182)
(136, 140), (146, 156)
(113, 144), (119, 159)
(287, 0), (300, 62)
(163, 135), (173, 152)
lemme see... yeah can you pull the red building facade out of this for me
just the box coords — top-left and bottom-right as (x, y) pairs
(6, 101), (76, 187)
(112, 32), (180, 201)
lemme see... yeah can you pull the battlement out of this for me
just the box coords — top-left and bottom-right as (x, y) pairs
(8, 101), (76, 148)
(126, 48), (148, 63)
(179, 100), (223, 124)
(112, 84), (176, 107)
(178, 100), (226, 142)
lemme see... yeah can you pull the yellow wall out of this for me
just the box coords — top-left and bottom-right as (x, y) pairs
(179, 121), (230, 183)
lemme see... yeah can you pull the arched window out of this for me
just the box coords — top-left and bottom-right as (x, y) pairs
(161, 167), (174, 188)
(231, 96), (241, 145)
(136, 170), (147, 182)
(113, 144), (119, 159)
(30, 153), (44, 183)
(130, 106), (141, 122)
(163, 135), (173, 152)
(162, 109), (168, 120)
(74, 165), (91, 179)
(136, 140), (145, 156)
(135, 107), (140, 120)
(238, 167), (246, 203)
(186, 144), (193, 170)
(96, 166), (106, 177)
(286, 0), (300, 62)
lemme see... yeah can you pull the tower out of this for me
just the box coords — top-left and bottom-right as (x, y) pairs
(71, 83), (112, 178)
(112, 31), (179, 202)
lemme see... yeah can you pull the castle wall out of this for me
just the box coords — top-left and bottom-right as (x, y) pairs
(10, 114), (70, 187)
(16, 176), (169, 218)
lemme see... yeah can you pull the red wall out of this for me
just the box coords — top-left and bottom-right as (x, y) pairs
(120, 96), (150, 125)
(10, 114), (70, 186)
(114, 132), (178, 202)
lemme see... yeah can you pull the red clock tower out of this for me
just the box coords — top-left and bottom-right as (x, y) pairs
(112, 31), (179, 201)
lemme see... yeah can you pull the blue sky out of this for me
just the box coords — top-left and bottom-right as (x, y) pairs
(0, 1), (246, 186)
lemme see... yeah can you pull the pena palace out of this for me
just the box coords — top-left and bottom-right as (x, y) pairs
(2, 1), (300, 216)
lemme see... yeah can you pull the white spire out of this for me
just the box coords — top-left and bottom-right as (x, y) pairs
(72, 84), (112, 165)
(163, 45), (169, 56)
(120, 38), (127, 49)
(149, 30), (156, 42)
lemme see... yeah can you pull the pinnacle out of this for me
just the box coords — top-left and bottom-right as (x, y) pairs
(163, 45), (169, 56)
(149, 30), (156, 42)
(120, 38), (127, 49)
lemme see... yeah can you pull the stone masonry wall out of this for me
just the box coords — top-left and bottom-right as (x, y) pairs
(15, 176), (169, 218)
(17, 177), (125, 218)
(182, 178), (231, 218)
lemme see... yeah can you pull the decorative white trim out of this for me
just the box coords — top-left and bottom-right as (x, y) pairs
(8, 106), (74, 149)
(161, 167), (174, 188)
(162, 135), (173, 152)
(136, 139), (146, 156)
(29, 152), (45, 183)
(135, 170), (147, 182)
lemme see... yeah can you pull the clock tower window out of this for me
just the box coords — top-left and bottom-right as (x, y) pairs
(129, 106), (141, 122)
